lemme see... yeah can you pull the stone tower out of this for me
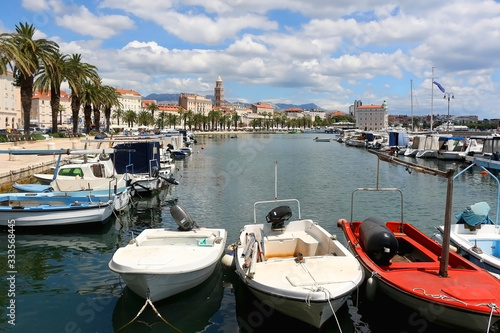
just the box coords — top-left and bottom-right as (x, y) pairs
(214, 75), (224, 107)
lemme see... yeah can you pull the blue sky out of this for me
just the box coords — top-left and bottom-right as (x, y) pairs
(2, 0), (500, 120)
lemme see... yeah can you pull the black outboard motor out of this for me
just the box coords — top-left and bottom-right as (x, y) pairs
(170, 204), (197, 231)
(266, 206), (292, 229)
(359, 217), (398, 265)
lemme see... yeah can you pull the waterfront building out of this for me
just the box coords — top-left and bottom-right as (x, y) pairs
(251, 102), (274, 114)
(352, 100), (388, 131)
(0, 71), (21, 130)
(178, 93), (212, 115)
(116, 89), (142, 113)
(31, 89), (71, 129)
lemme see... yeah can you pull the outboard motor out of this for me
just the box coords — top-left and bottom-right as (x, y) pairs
(359, 217), (398, 265)
(266, 206), (292, 229)
(170, 204), (197, 231)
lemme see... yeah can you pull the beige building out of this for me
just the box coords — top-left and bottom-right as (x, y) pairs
(116, 89), (142, 112)
(352, 100), (388, 130)
(178, 93), (212, 115)
(251, 102), (274, 114)
(30, 90), (71, 129)
(0, 71), (21, 129)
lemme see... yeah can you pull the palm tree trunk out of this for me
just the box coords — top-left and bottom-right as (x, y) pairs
(84, 103), (92, 134)
(71, 95), (81, 135)
(50, 85), (60, 133)
(20, 74), (34, 133)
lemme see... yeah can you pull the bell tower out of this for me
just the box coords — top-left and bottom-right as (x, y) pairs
(214, 75), (224, 107)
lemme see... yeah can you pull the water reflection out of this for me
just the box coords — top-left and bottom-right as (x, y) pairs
(112, 264), (224, 333)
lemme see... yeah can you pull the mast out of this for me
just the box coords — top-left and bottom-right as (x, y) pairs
(410, 79), (414, 131)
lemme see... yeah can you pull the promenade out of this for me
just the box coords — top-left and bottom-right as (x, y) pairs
(0, 137), (87, 188)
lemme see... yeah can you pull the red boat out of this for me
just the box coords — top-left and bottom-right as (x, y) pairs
(338, 217), (500, 332)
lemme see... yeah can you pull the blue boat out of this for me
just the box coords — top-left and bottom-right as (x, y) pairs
(0, 192), (114, 228)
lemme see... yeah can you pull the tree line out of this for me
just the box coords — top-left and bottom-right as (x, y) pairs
(0, 22), (120, 135)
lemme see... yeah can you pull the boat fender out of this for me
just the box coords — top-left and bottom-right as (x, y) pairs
(221, 243), (236, 269)
(365, 276), (377, 301)
(266, 206), (292, 229)
(359, 217), (398, 265)
(170, 204), (197, 231)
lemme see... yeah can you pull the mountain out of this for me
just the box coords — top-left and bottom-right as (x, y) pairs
(144, 93), (180, 103)
(274, 103), (322, 110)
(143, 93), (322, 110)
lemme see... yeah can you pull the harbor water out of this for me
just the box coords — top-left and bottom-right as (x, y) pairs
(1, 133), (498, 332)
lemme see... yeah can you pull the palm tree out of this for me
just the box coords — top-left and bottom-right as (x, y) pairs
(101, 86), (122, 132)
(166, 112), (178, 129)
(79, 80), (100, 134)
(232, 112), (241, 130)
(147, 103), (159, 118)
(112, 108), (124, 126)
(34, 51), (67, 133)
(137, 110), (153, 126)
(0, 22), (59, 133)
(65, 53), (99, 135)
(123, 110), (137, 128)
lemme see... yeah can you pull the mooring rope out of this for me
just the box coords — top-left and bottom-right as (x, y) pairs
(114, 296), (182, 333)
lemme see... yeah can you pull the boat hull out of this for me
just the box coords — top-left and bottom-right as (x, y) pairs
(118, 264), (219, 302)
(0, 201), (113, 227)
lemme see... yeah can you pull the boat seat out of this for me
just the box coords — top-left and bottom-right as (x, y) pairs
(264, 232), (319, 259)
(293, 231), (319, 256)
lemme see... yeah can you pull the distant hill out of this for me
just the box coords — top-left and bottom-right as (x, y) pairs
(275, 103), (321, 111)
(144, 93), (180, 103)
(143, 93), (322, 110)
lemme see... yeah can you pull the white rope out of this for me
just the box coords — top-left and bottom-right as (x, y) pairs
(481, 302), (498, 333)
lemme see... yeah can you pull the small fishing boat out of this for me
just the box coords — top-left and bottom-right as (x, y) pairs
(0, 192), (114, 227)
(108, 204), (227, 302)
(313, 137), (331, 142)
(338, 151), (500, 333)
(436, 162), (500, 277)
(233, 162), (364, 329)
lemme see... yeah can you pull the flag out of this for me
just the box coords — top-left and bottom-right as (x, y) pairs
(433, 81), (445, 93)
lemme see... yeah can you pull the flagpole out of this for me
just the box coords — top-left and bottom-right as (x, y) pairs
(431, 67), (434, 131)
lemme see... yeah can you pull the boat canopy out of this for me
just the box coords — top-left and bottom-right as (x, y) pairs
(456, 201), (494, 227)
(438, 136), (466, 141)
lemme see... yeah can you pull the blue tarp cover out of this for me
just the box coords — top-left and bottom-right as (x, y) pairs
(456, 201), (494, 226)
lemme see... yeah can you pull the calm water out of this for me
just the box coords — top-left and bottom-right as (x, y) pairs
(1, 133), (498, 333)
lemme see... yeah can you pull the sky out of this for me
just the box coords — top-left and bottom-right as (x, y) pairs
(2, 0), (500, 120)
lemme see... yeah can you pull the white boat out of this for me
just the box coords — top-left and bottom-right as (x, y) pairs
(0, 192), (114, 227)
(436, 136), (468, 160)
(109, 204), (227, 302)
(313, 137), (331, 142)
(415, 134), (450, 159)
(233, 165), (364, 328)
(14, 152), (134, 212)
(465, 135), (500, 171)
(437, 164), (500, 277)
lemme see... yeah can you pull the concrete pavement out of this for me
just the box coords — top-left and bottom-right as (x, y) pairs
(0, 137), (88, 188)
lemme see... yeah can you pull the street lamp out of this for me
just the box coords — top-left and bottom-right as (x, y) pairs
(443, 92), (454, 131)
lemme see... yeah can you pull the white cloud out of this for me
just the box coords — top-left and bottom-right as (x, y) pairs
(55, 5), (136, 39)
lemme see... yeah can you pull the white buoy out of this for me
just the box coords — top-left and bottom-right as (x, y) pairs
(221, 243), (236, 269)
(365, 277), (377, 301)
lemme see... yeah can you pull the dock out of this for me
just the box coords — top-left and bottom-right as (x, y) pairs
(0, 138), (86, 188)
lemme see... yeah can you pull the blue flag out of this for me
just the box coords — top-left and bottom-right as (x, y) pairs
(433, 81), (445, 93)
